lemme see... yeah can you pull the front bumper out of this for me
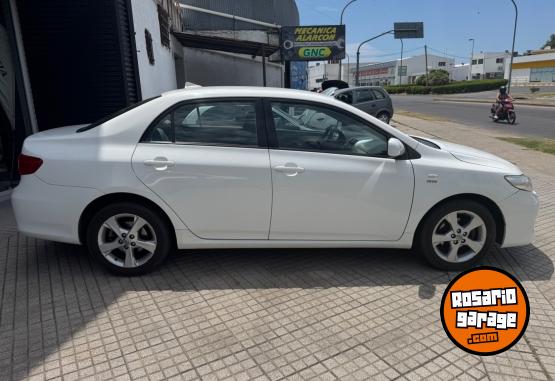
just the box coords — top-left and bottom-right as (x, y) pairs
(498, 190), (539, 248)
(11, 175), (101, 244)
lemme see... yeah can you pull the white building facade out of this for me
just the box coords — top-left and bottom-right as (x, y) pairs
(307, 62), (359, 90)
(470, 52), (511, 80)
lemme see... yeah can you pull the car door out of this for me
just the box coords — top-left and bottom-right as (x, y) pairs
(266, 99), (414, 241)
(132, 98), (272, 240)
(353, 88), (378, 116)
(370, 88), (390, 113)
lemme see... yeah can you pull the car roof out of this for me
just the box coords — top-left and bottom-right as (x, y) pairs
(161, 86), (331, 103)
(335, 86), (386, 94)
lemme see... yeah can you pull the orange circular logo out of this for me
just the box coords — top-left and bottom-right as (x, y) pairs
(441, 267), (529, 356)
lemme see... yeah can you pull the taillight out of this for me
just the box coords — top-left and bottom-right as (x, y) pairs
(18, 154), (43, 175)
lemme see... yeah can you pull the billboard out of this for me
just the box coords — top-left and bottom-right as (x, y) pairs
(281, 25), (345, 61)
(393, 22), (424, 39)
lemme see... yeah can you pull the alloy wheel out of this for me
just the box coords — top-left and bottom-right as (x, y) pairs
(431, 210), (487, 263)
(97, 213), (157, 268)
(378, 113), (390, 123)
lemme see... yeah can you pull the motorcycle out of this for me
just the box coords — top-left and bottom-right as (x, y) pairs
(490, 100), (516, 124)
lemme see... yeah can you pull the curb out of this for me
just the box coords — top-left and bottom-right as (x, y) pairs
(432, 98), (555, 108)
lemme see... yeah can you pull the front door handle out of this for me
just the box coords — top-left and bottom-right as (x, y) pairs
(273, 165), (305, 176)
(144, 157), (175, 170)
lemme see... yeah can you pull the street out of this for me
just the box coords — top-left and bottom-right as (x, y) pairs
(391, 95), (555, 139)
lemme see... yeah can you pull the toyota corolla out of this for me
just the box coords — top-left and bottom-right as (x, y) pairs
(11, 87), (539, 275)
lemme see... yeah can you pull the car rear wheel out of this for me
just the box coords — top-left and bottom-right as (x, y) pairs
(86, 202), (172, 275)
(418, 200), (496, 271)
(377, 112), (391, 124)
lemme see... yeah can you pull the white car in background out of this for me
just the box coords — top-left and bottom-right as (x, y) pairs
(12, 87), (539, 275)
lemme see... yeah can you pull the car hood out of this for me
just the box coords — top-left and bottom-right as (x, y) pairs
(423, 137), (521, 173)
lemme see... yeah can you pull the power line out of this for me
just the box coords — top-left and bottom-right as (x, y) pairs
(354, 46), (425, 59)
(426, 46), (469, 60)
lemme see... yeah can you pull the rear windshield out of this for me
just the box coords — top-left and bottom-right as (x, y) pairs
(76, 96), (160, 132)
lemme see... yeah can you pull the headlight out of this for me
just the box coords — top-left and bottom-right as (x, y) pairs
(505, 175), (533, 192)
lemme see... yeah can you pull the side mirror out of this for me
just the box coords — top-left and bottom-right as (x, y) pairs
(387, 138), (406, 158)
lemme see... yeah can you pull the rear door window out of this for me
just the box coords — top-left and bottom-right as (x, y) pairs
(143, 100), (260, 148)
(371, 89), (386, 100)
(355, 89), (375, 103)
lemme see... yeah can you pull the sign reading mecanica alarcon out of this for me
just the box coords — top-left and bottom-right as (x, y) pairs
(281, 25), (345, 61)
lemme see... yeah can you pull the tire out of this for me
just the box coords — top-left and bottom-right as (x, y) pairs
(376, 112), (391, 124)
(418, 200), (496, 271)
(86, 202), (172, 275)
(508, 111), (516, 125)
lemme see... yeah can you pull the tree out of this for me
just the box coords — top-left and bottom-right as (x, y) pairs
(415, 74), (427, 86)
(427, 69), (450, 86)
(542, 34), (555, 49)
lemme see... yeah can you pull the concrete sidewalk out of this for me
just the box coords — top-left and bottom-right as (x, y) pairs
(0, 116), (554, 381)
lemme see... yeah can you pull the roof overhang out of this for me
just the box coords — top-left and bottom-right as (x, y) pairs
(173, 31), (280, 57)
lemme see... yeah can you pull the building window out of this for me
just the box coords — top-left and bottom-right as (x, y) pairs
(438, 61), (446, 67)
(472, 59), (477, 65)
(496, 57), (504, 64)
(145, 29), (155, 65)
(530, 67), (555, 83)
(158, 4), (170, 48)
(478, 59), (484, 64)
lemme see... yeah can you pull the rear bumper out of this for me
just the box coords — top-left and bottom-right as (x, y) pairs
(11, 175), (101, 244)
(498, 190), (539, 248)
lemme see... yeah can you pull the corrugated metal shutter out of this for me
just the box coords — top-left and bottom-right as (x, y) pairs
(180, 0), (299, 30)
(116, 0), (141, 104)
(17, 0), (140, 130)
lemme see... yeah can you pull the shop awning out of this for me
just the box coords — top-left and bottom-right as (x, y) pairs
(173, 31), (280, 86)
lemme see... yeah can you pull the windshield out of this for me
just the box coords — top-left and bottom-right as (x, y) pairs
(321, 87), (338, 96)
(76, 96), (160, 132)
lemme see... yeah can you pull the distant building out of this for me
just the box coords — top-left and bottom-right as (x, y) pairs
(451, 64), (471, 81)
(470, 52), (511, 80)
(307, 62), (360, 90)
(505, 48), (555, 86)
(351, 54), (455, 86)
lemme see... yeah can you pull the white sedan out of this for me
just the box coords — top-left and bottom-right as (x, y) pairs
(12, 87), (539, 275)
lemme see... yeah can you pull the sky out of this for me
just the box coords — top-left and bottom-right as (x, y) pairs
(295, 0), (555, 64)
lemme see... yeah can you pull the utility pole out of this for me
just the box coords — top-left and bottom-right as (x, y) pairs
(339, 0), (358, 81)
(468, 38), (475, 81)
(507, 0), (518, 93)
(424, 44), (429, 86)
(399, 38), (404, 85)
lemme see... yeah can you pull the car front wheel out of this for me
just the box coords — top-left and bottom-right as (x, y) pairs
(86, 202), (172, 275)
(418, 200), (496, 271)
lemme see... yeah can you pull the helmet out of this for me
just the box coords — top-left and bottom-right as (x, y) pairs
(500, 86), (507, 94)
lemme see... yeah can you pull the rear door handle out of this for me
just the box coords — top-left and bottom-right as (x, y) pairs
(144, 157), (175, 170)
(273, 165), (305, 176)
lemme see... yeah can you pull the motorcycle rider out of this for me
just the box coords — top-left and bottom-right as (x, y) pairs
(494, 86), (513, 120)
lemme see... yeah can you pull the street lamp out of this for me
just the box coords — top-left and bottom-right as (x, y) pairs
(356, 30), (393, 86)
(345, 52), (351, 85)
(339, 0), (358, 81)
(468, 38), (475, 81)
(507, 0), (518, 93)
